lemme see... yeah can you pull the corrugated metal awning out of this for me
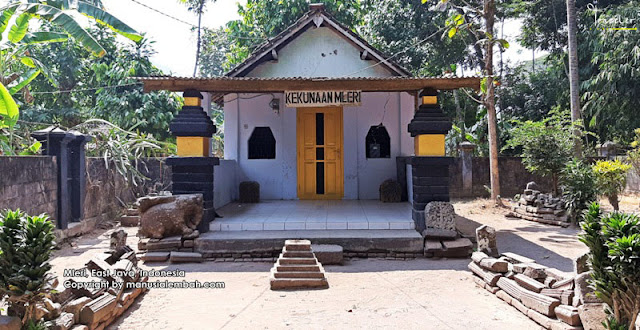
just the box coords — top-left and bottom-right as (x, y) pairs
(136, 75), (482, 93)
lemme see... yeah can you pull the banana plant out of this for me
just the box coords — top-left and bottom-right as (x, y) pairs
(0, 0), (142, 153)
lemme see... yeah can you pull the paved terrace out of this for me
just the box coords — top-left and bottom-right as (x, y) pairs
(211, 200), (415, 231)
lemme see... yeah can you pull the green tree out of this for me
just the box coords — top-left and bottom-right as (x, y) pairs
(178, 0), (216, 77)
(504, 109), (575, 195)
(21, 27), (182, 139)
(592, 160), (632, 211)
(198, 27), (232, 76)
(0, 0), (142, 153)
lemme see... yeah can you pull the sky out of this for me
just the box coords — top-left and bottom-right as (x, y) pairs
(101, 0), (539, 77)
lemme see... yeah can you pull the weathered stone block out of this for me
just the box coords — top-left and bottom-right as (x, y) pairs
(169, 251), (203, 263)
(471, 251), (489, 264)
(422, 227), (457, 240)
(554, 305), (581, 326)
(479, 258), (509, 273)
(424, 240), (443, 257)
(79, 293), (117, 325)
(51, 312), (74, 330)
(423, 201), (455, 231)
(496, 290), (512, 304)
(575, 271), (600, 304)
(145, 235), (182, 251)
(514, 274), (546, 293)
(501, 252), (535, 264)
(438, 238), (472, 258)
(141, 252), (170, 262)
(469, 262), (502, 286)
(120, 215), (139, 227)
(476, 225), (499, 257)
(63, 296), (92, 323)
(577, 303), (607, 330)
(311, 244), (343, 265)
(110, 229), (127, 251)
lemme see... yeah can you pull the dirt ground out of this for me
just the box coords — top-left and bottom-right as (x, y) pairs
(47, 196), (639, 330)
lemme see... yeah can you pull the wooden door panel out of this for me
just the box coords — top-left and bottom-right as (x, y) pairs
(297, 107), (343, 199)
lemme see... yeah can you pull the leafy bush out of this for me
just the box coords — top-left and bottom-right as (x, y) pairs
(0, 209), (56, 325)
(503, 109), (574, 195)
(592, 160), (632, 210)
(579, 203), (640, 329)
(560, 159), (598, 222)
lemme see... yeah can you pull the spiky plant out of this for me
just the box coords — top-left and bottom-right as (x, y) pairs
(579, 203), (640, 329)
(0, 209), (56, 325)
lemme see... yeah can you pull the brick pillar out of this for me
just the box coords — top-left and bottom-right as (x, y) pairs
(408, 89), (453, 231)
(166, 90), (218, 233)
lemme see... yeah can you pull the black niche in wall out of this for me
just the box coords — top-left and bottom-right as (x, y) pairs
(248, 127), (276, 159)
(366, 125), (391, 158)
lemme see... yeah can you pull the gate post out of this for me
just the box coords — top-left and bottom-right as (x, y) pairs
(408, 89), (453, 231)
(166, 90), (218, 233)
(32, 127), (91, 229)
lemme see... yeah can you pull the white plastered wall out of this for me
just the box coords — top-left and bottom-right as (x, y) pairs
(223, 92), (415, 200)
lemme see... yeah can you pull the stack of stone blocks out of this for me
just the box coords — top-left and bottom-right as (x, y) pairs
(468, 249), (612, 330)
(18, 244), (148, 330)
(508, 181), (569, 227)
(422, 201), (473, 258)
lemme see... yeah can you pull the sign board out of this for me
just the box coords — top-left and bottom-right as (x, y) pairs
(285, 90), (362, 107)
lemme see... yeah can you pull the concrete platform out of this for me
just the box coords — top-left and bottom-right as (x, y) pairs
(212, 200), (414, 231)
(194, 230), (423, 254)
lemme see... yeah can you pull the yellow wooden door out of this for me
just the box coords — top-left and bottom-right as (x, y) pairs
(297, 107), (344, 199)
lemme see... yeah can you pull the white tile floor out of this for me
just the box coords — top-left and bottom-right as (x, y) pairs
(211, 200), (415, 231)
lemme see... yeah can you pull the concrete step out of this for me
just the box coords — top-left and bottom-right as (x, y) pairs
(194, 230), (422, 255)
(272, 271), (326, 279)
(284, 239), (311, 251)
(270, 277), (329, 290)
(275, 264), (321, 272)
(278, 256), (318, 265)
(282, 250), (315, 258)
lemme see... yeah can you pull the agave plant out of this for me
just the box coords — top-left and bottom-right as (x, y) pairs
(0, 209), (56, 325)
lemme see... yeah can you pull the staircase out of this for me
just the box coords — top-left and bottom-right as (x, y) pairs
(270, 240), (329, 290)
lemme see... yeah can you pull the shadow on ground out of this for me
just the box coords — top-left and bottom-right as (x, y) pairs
(456, 214), (578, 272)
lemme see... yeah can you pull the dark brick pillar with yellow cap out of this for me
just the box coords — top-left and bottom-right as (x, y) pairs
(408, 88), (453, 231)
(166, 89), (218, 233)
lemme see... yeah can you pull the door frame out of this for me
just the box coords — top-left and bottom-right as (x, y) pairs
(296, 107), (344, 200)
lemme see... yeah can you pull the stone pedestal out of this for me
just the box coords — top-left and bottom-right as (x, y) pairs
(166, 157), (218, 233)
(167, 89), (218, 233)
(410, 157), (453, 231)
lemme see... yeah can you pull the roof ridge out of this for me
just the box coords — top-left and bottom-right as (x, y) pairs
(224, 7), (412, 78)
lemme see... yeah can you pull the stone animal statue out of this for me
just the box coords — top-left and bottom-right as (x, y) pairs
(137, 194), (203, 239)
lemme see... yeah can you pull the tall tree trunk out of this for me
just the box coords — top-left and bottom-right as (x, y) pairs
(566, 0), (582, 157)
(193, 0), (205, 77)
(484, 0), (500, 201)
